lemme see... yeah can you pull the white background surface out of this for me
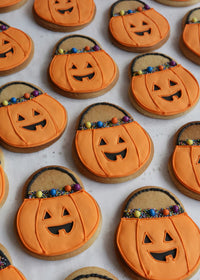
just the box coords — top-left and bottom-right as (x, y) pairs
(0, 0), (200, 279)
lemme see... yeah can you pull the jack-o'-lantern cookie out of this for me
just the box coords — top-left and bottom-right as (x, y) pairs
(0, 0), (27, 12)
(0, 21), (33, 76)
(169, 122), (200, 200)
(49, 35), (118, 99)
(16, 166), (101, 259)
(33, 0), (96, 32)
(0, 244), (26, 280)
(65, 267), (118, 280)
(116, 186), (200, 280)
(0, 149), (8, 208)
(74, 102), (153, 183)
(129, 53), (200, 119)
(0, 82), (67, 152)
(154, 0), (199, 7)
(180, 8), (200, 65)
(109, 0), (170, 52)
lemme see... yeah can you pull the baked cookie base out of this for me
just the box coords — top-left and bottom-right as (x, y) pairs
(0, 0), (27, 13)
(154, 0), (199, 6)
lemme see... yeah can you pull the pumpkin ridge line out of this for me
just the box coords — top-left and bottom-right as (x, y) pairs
(65, 53), (73, 91)
(47, 0), (54, 22)
(144, 73), (161, 111)
(190, 146), (200, 187)
(122, 15), (136, 44)
(90, 51), (105, 88)
(137, 219), (148, 277)
(35, 199), (46, 254)
(0, 166), (5, 203)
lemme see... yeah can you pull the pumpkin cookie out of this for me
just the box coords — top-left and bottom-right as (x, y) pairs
(109, 0), (170, 52)
(0, 81), (67, 152)
(0, 244), (26, 280)
(0, 21), (33, 76)
(0, 0), (27, 12)
(33, 0), (96, 32)
(65, 267), (118, 280)
(116, 186), (200, 280)
(169, 122), (200, 200)
(129, 53), (200, 119)
(0, 149), (8, 208)
(49, 35), (118, 99)
(154, 0), (199, 7)
(180, 8), (200, 65)
(74, 102), (153, 183)
(16, 166), (101, 260)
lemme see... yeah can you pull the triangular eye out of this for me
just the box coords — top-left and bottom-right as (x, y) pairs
(4, 40), (9, 44)
(144, 234), (152, 244)
(72, 64), (77, 69)
(63, 209), (69, 216)
(170, 80), (177, 86)
(119, 137), (125, 143)
(130, 24), (135, 28)
(87, 63), (92, 68)
(44, 211), (51, 219)
(100, 138), (106, 146)
(198, 157), (200, 164)
(18, 115), (25, 121)
(154, 84), (160, 91)
(55, 0), (59, 3)
(165, 232), (173, 241)
(34, 111), (40, 116)
(142, 21), (147, 25)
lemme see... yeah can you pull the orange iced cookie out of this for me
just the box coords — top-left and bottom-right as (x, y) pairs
(116, 186), (200, 280)
(180, 8), (200, 65)
(49, 35), (118, 99)
(0, 21), (33, 76)
(33, 0), (96, 32)
(0, 0), (27, 12)
(154, 0), (199, 7)
(169, 122), (200, 200)
(0, 149), (8, 208)
(0, 82), (67, 152)
(109, 0), (170, 52)
(0, 244), (26, 280)
(16, 166), (101, 259)
(74, 102), (153, 183)
(65, 267), (118, 280)
(129, 53), (200, 119)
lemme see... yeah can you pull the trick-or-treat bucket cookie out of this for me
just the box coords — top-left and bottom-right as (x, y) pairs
(49, 35), (119, 99)
(154, 0), (200, 7)
(0, 244), (26, 279)
(180, 8), (200, 65)
(169, 122), (200, 200)
(129, 53), (200, 119)
(0, 0), (27, 13)
(74, 102), (153, 183)
(116, 186), (200, 280)
(0, 21), (33, 76)
(64, 267), (118, 280)
(16, 166), (102, 260)
(33, 0), (96, 32)
(0, 82), (67, 152)
(0, 149), (8, 208)
(109, 0), (170, 52)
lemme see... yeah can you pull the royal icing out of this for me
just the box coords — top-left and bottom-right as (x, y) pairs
(0, 166), (5, 206)
(130, 53), (200, 117)
(0, 0), (24, 8)
(0, 22), (32, 73)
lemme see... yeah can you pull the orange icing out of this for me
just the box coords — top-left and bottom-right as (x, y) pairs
(0, 94), (67, 149)
(183, 24), (200, 57)
(49, 50), (117, 94)
(0, 0), (23, 8)
(0, 166), (5, 205)
(0, 27), (32, 72)
(172, 146), (200, 194)
(75, 122), (151, 178)
(109, 9), (169, 48)
(0, 266), (26, 280)
(117, 213), (200, 280)
(16, 190), (100, 256)
(34, 0), (95, 27)
(131, 65), (199, 116)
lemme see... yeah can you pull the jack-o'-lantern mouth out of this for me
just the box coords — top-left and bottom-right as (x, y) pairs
(135, 29), (151, 36)
(48, 222), (73, 235)
(161, 90), (182, 101)
(0, 48), (13, 58)
(104, 148), (127, 161)
(22, 120), (47, 131)
(150, 248), (177, 262)
(73, 72), (95, 81)
(57, 7), (73, 14)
